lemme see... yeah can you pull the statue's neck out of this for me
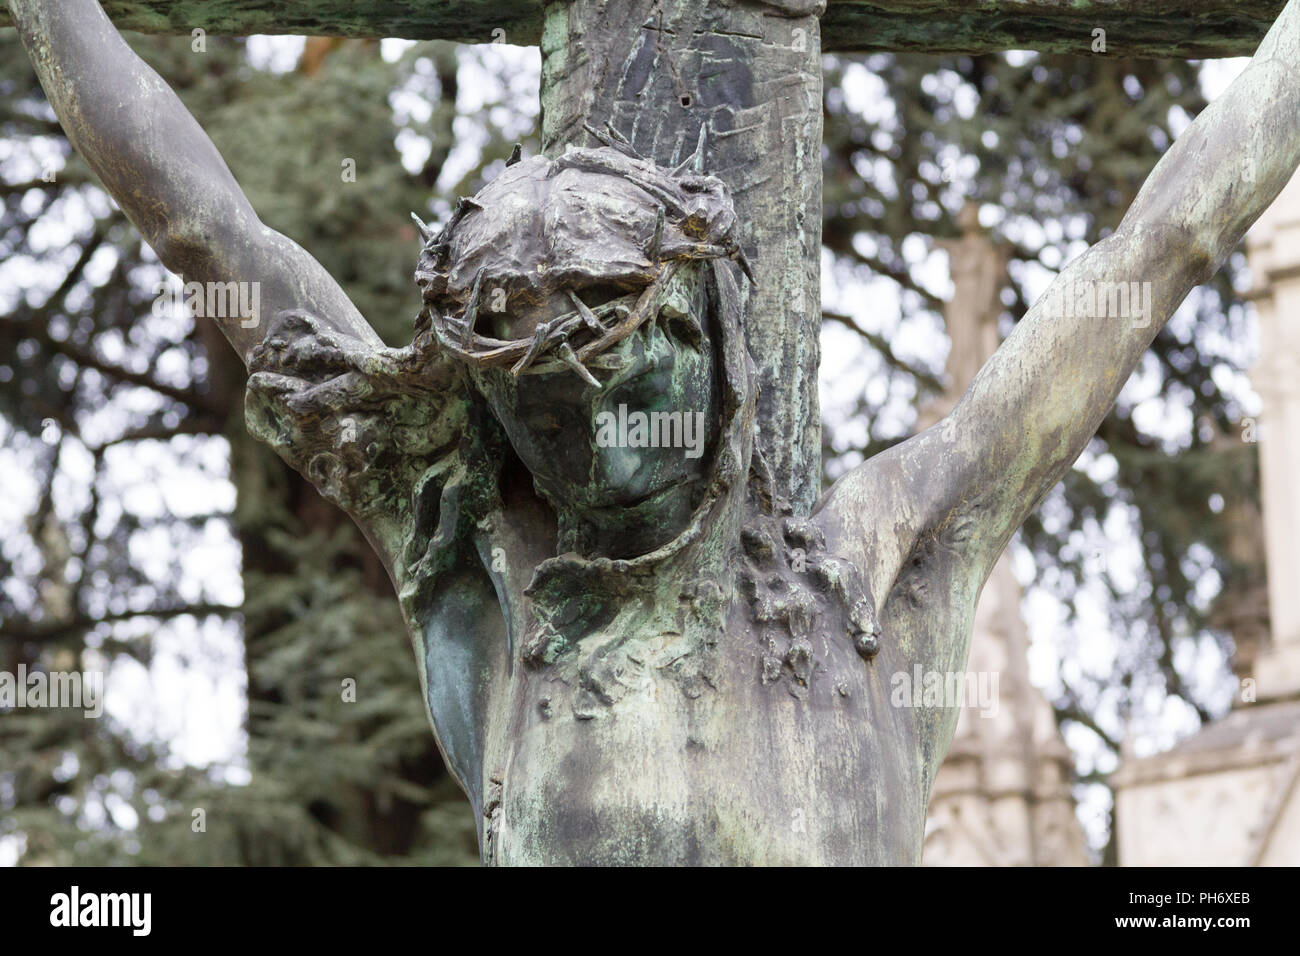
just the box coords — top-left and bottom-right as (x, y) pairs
(512, 465), (750, 713)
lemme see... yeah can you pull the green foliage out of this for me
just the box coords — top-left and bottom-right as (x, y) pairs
(0, 32), (528, 865)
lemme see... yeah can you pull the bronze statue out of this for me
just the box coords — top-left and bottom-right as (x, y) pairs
(9, 0), (1300, 863)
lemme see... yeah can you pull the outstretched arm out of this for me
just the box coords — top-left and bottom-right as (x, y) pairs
(836, 0), (1300, 585)
(8, 0), (381, 361)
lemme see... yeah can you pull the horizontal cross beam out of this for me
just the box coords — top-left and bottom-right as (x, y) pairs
(0, 1), (1285, 57)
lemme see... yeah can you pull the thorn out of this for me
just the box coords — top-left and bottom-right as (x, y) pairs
(506, 143), (523, 166)
(648, 207), (665, 263)
(430, 318), (474, 361)
(671, 125), (709, 176)
(456, 196), (484, 213)
(511, 321), (553, 376)
(463, 271), (484, 348)
(582, 122), (614, 147)
(567, 291), (605, 334)
(557, 342), (601, 388)
(410, 212), (435, 244)
(604, 122), (632, 147)
(734, 247), (756, 286)
(582, 122), (642, 159)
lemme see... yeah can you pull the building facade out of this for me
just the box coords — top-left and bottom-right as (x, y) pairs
(1111, 172), (1300, 867)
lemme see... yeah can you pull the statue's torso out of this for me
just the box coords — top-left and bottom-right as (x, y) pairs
(489, 609), (925, 865)
(458, 494), (981, 866)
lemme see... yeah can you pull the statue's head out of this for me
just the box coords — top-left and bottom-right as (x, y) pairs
(413, 142), (750, 557)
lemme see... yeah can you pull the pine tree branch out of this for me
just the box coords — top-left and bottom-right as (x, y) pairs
(2, 602), (241, 644)
(822, 308), (945, 394)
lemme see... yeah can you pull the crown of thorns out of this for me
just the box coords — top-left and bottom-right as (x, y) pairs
(410, 125), (753, 387)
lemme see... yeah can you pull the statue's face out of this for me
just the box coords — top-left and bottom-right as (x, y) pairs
(468, 267), (720, 545)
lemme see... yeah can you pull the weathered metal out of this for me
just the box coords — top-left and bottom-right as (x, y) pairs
(10, 0), (1300, 864)
(1, 1), (1288, 57)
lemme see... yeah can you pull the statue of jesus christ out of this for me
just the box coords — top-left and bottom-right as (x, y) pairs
(10, 0), (1300, 863)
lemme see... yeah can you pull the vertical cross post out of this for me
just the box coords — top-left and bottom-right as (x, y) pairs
(539, 0), (825, 513)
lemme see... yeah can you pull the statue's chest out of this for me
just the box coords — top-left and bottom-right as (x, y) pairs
(477, 514), (975, 864)
(484, 593), (930, 865)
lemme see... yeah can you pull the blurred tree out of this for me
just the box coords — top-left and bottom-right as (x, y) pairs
(0, 30), (533, 865)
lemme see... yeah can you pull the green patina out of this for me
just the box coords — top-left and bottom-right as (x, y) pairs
(12, 0), (1300, 865)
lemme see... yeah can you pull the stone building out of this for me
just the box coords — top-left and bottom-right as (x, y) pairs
(919, 203), (1090, 865)
(1110, 172), (1300, 867)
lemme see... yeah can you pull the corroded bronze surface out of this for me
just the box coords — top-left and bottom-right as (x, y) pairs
(11, 0), (1300, 863)
(1, 0), (1288, 57)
